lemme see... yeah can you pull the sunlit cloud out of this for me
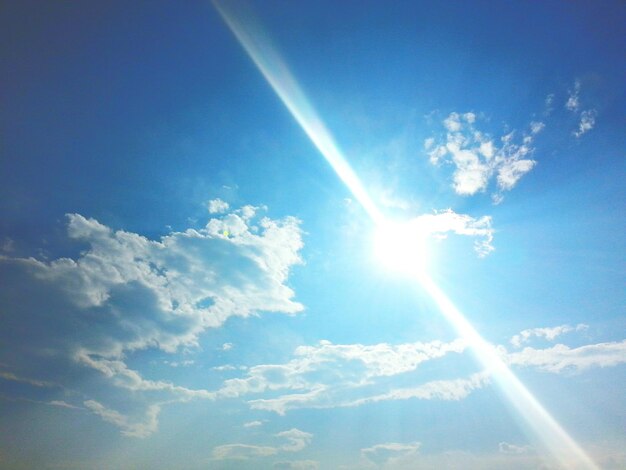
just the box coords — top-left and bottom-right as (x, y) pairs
(425, 112), (542, 202)
(510, 323), (588, 347)
(0, 206), (303, 436)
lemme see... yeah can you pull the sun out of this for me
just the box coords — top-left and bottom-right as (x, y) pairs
(373, 220), (430, 276)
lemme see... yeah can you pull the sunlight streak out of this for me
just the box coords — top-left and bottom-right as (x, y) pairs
(214, 1), (383, 224)
(214, 2), (599, 468)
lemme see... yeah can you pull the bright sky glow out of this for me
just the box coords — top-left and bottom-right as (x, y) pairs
(373, 221), (430, 275)
(214, 2), (600, 468)
(1, 2), (624, 469)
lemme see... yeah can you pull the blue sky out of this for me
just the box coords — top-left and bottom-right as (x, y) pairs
(1, 1), (625, 469)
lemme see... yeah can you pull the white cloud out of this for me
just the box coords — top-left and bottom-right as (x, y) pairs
(566, 80), (581, 111)
(207, 330), (625, 416)
(0, 205), (304, 436)
(565, 80), (598, 138)
(214, 338), (470, 415)
(48, 400), (81, 410)
(400, 209), (494, 257)
(506, 340), (626, 373)
(84, 400), (161, 438)
(344, 373), (490, 408)
(207, 198), (229, 214)
(574, 109), (597, 138)
(212, 428), (313, 460)
(273, 460), (319, 470)
(498, 442), (533, 454)
(276, 428), (313, 452)
(244, 420), (263, 428)
(212, 443), (278, 460)
(510, 324), (588, 347)
(361, 441), (422, 467)
(425, 112), (540, 200)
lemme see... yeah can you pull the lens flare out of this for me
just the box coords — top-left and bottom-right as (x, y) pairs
(214, 2), (599, 468)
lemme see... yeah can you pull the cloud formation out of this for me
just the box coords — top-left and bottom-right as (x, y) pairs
(361, 441), (422, 467)
(0, 206), (304, 436)
(565, 80), (597, 138)
(212, 428), (313, 460)
(207, 331), (625, 416)
(425, 112), (542, 202)
(408, 209), (494, 257)
(510, 324), (588, 347)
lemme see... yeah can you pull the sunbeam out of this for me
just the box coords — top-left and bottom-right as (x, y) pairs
(214, 2), (600, 468)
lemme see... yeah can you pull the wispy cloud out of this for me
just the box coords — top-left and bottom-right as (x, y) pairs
(84, 400), (161, 438)
(273, 460), (320, 470)
(212, 428), (313, 460)
(361, 441), (422, 467)
(425, 112), (542, 202)
(209, 331), (624, 415)
(510, 324), (588, 347)
(574, 109), (597, 138)
(566, 80), (581, 112)
(498, 442), (534, 454)
(565, 79), (598, 138)
(506, 340), (626, 373)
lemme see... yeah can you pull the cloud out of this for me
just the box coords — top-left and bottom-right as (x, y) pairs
(510, 324), (588, 347)
(410, 209), (494, 257)
(566, 80), (581, 111)
(506, 340), (626, 374)
(84, 400), (160, 438)
(361, 441), (422, 467)
(0, 205), (303, 436)
(273, 460), (319, 470)
(565, 80), (597, 138)
(574, 109), (597, 138)
(425, 112), (541, 201)
(207, 330), (625, 416)
(212, 428), (313, 460)
(207, 198), (229, 214)
(498, 442), (533, 454)
(214, 338), (471, 414)
(212, 444), (278, 460)
(244, 420), (263, 428)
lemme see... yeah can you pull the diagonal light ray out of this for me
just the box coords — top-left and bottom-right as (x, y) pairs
(214, 2), (599, 468)
(214, 0), (383, 224)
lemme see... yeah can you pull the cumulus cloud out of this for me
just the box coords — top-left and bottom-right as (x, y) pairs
(425, 112), (542, 201)
(510, 324), (588, 347)
(0, 205), (303, 436)
(212, 428), (313, 460)
(207, 198), (229, 214)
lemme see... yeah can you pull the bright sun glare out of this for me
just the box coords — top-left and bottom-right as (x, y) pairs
(374, 221), (430, 275)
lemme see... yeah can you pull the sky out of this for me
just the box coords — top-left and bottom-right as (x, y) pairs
(1, 1), (625, 469)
